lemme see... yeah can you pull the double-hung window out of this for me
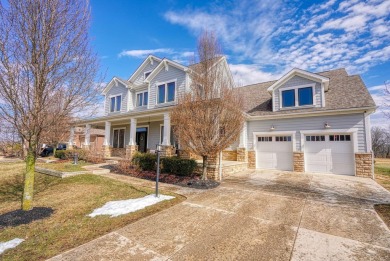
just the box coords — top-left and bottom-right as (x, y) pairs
(281, 85), (314, 108)
(157, 82), (175, 104)
(136, 91), (148, 107)
(110, 95), (122, 112)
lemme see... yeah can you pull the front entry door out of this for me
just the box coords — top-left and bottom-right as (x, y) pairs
(136, 127), (148, 153)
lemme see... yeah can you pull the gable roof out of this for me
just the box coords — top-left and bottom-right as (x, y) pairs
(144, 58), (189, 83)
(237, 68), (376, 117)
(267, 68), (330, 93)
(102, 76), (130, 95)
(127, 55), (162, 83)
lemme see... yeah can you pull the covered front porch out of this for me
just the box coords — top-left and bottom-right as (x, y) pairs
(69, 111), (177, 158)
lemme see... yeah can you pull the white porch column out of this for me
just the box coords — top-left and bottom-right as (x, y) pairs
(129, 118), (137, 145)
(239, 121), (247, 148)
(104, 121), (111, 146)
(84, 124), (91, 146)
(68, 127), (75, 146)
(162, 112), (171, 146)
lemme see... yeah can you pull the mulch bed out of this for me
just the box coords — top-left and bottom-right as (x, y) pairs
(111, 165), (220, 189)
(0, 207), (54, 229)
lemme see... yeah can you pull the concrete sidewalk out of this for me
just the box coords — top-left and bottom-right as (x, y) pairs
(49, 170), (390, 260)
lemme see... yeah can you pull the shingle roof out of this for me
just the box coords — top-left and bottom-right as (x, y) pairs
(237, 68), (376, 116)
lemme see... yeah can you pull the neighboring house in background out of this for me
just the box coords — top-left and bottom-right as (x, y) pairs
(69, 127), (105, 151)
(70, 55), (376, 179)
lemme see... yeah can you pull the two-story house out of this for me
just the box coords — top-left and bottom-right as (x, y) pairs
(70, 55), (376, 179)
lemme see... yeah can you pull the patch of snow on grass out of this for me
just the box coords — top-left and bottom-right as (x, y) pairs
(88, 194), (175, 218)
(0, 238), (24, 255)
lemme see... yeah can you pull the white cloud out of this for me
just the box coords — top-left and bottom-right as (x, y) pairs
(368, 84), (390, 127)
(118, 48), (173, 58)
(229, 64), (284, 86)
(164, 0), (390, 76)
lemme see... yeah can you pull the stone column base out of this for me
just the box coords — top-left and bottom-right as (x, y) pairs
(159, 145), (175, 157)
(206, 154), (220, 180)
(247, 150), (256, 169)
(355, 153), (373, 178)
(237, 148), (248, 162)
(293, 152), (304, 172)
(126, 145), (138, 160)
(82, 144), (91, 150)
(102, 145), (112, 158)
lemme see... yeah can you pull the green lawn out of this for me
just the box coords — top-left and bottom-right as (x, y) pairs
(374, 158), (390, 229)
(0, 162), (184, 260)
(36, 160), (91, 172)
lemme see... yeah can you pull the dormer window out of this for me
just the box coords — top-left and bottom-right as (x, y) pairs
(144, 71), (152, 79)
(136, 91), (148, 107)
(110, 95), (121, 112)
(280, 85), (315, 108)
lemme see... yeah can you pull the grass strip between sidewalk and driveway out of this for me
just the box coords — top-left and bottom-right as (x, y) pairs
(0, 162), (184, 261)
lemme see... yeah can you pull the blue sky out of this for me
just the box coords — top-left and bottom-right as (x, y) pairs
(90, 0), (389, 126)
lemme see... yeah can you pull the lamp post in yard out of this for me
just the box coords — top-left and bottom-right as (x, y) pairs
(155, 145), (161, 197)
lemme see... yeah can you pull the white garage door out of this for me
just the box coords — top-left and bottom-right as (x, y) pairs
(256, 135), (293, 171)
(304, 134), (355, 175)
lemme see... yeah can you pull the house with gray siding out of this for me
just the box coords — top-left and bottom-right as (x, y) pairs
(70, 55), (376, 178)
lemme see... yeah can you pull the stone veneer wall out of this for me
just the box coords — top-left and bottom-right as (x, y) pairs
(247, 150), (256, 169)
(293, 152), (304, 172)
(206, 154), (220, 180)
(355, 153), (373, 178)
(125, 145), (138, 160)
(102, 145), (111, 158)
(237, 148), (248, 162)
(222, 150), (238, 161)
(111, 148), (126, 158)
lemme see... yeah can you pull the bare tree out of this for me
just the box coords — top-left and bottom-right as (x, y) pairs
(371, 126), (390, 158)
(0, 0), (100, 210)
(385, 80), (390, 119)
(171, 31), (244, 180)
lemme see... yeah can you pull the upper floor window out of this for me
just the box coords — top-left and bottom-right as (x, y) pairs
(136, 91), (148, 107)
(157, 81), (175, 104)
(110, 95), (121, 112)
(144, 71), (151, 79)
(281, 85), (314, 108)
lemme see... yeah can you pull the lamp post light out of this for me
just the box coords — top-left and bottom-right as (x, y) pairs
(155, 144), (161, 197)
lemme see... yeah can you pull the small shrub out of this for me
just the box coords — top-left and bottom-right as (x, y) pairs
(54, 149), (87, 160)
(161, 157), (197, 176)
(85, 151), (105, 164)
(132, 152), (157, 171)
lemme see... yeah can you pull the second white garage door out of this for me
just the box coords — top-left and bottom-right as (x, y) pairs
(304, 134), (355, 175)
(256, 135), (293, 171)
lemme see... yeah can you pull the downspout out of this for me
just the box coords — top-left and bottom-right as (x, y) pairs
(219, 150), (222, 181)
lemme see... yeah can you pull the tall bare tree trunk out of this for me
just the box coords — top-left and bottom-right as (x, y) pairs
(22, 143), (36, 210)
(202, 155), (208, 180)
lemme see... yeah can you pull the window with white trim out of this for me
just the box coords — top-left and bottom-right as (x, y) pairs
(258, 137), (272, 142)
(110, 95), (122, 112)
(275, 136), (292, 142)
(157, 82), (175, 104)
(306, 135), (325, 142)
(281, 85), (314, 108)
(144, 71), (151, 79)
(113, 128), (125, 148)
(329, 134), (351, 141)
(136, 91), (148, 107)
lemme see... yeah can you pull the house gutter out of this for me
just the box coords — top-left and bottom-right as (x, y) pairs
(247, 106), (377, 121)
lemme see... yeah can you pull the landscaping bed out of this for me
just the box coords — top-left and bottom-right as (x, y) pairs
(0, 162), (183, 260)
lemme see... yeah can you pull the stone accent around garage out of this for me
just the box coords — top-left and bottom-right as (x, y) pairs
(125, 145), (138, 160)
(222, 150), (238, 161)
(355, 153), (373, 178)
(248, 150), (256, 169)
(237, 148), (248, 162)
(293, 152), (304, 172)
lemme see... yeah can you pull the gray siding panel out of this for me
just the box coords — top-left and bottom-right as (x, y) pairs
(247, 113), (366, 152)
(133, 62), (160, 86)
(104, 83), (128, 115)
(274, 76), (322, 111)
(148, 121), (163, 149)
(149, 65), (186, 108)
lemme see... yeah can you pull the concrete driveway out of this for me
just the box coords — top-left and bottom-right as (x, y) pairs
(50, 170), (390, 260)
